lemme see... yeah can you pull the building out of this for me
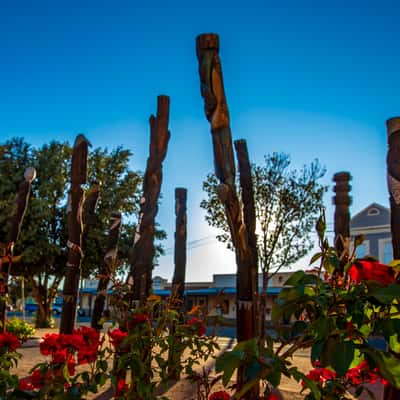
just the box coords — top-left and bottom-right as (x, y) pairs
(350, 202), (392, 263)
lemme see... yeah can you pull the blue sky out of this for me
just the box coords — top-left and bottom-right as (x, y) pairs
(1, 1), (400, 281)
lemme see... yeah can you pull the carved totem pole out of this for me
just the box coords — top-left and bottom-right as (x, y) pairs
(196, 33), (257, 395)
(60, 134), (89, 334)
(385, 117), (400, 400)
(129, 95), (170, 306)
(332, 172), (352, 274)
(91, 211), (122, 330)
(0, 167), (36, 331)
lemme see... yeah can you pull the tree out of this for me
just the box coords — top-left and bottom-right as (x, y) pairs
(0, 138), (164, 327)
(201, 152), (326, 328)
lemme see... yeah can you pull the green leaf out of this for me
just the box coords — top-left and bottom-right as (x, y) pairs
(215, 350), (245, 386)
(292, 320), (308, 337)
(284, 271), (306, 286)
(331, 341), (355, 376)
(370, 284), (400, 304)
(364, 348), (400, 387)
(309, 252), (323, 265)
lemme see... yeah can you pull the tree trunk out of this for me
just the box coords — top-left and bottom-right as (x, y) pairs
(332, 171), (352, 275)
(28, 276), (55, 328)
(129, 95), (170, 306)
(91, 211), (122, 330)
(196, 33), (257, 397)
(168, 188), (187, 380)
(385, 117), (400, 400)
(0, 167), (35, 331)
(60, 134), (89, 334)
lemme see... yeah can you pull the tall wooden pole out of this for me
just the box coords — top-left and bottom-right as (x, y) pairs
(196, 33), (256, 396)
(91, 211), (122, 330)
(332, 172), (352, 274)
(172, 188), (187, 304)
(129, 95), (170, 306)
(168, 187), (187, 380)
(0, 167), (36, 331)
(60, 134), (89, 334)
(385, 117), (400, 400)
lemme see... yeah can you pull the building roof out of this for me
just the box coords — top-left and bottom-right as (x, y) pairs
(350, 202), (390, 231)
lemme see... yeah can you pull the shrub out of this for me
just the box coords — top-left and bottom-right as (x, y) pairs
(5, 318), (35, 343)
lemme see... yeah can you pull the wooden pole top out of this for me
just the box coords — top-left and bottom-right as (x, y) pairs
(387, 117), (400, 137)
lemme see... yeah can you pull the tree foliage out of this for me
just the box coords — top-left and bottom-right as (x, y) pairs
(201, 152), (327, 279)
(0, 138), (165, 326)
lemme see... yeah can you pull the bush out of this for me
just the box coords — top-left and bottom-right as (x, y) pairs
(5, 318), (35, 343)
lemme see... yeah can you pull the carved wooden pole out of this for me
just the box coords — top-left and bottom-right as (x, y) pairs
(332, 172), (352, 274)
(168, 188), (188, 380)
(385, 117), (400, 400)
(0, 167), (36, 331)
(129, 96), (170, 306)
(91, 211), (122, 330)
(196, 33), (256, 396)
(60, 134), (89, 334)
(83, 181), (100, 237)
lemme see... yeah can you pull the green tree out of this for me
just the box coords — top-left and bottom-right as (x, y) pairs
(0, 138), (163, 327)
(201, 153), (326, 328)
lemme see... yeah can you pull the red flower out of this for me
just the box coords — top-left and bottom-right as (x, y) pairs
(128, 313), (149, 330)
(187, 317), (206, 336)
(209, 390), (231, 400)
(19, 378), (34, 391)
(40, 333), (60, 356)
(348, 260), (396, 286)
(115, 378), (128, 396)
(0, 331), (20, 352)
(74, 327), (100, 364)
(109, 328), (128, 349)
(30, 369), (44, 389)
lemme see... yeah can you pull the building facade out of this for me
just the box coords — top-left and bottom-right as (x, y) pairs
(350, 202), (393, 263)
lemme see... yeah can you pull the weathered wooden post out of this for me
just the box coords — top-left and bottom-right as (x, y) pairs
(83, 181), (101, 236)
(196, 33), (257, 396)
(384, 117), (400, 400)
(332, 172), (352, 274)
(168, 187), (187, 380)
(129, 95), (170, 306)
(0, 167), (36, 331)
(91, 211), (122, 330)
(60, 134), (89, 334)
(234, 139), (258, 329)
(172, 187), (187, 305)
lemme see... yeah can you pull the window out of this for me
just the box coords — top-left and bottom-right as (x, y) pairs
(367, 208), (380, 216)
(379, 238), (393, 264)
(355, 241), (370, 258)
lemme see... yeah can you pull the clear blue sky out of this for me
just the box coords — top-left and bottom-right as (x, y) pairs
(1, 1), (400, 281)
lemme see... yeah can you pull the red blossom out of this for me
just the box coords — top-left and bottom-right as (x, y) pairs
(187, 317), (206, 336)
(348, 260), (396, 286)
(209, 390), (231, 400)
(0, 331), (20, 352)
(115, 378), (128, 397)
(30, 369), (44, 389)
(40, 333), (60, 356)
(128, 313), (149, 330)
(19, 378), (34, 391)
(109, 328), (128, 349)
